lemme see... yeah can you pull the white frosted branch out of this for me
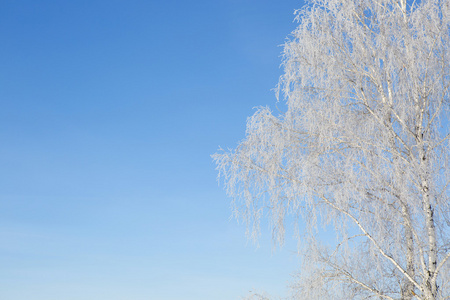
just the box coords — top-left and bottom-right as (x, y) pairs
(316, 192), (423, 293)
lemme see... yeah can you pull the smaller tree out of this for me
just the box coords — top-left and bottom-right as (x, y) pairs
(242, 291), (274, 300)
(214, 0), (450, 299)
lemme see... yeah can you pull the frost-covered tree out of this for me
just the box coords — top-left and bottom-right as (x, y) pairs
(213, 0), (450, 299)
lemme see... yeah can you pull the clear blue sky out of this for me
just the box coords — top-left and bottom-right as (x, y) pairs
(0, 1), (305, 299)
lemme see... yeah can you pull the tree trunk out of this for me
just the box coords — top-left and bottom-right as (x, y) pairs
(401, 203), (415, 300)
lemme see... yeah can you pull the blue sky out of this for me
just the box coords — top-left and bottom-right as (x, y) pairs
(0, 0), (305, 299)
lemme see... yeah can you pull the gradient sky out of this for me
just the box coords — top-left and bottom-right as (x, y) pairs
(0, 1), (306, 299)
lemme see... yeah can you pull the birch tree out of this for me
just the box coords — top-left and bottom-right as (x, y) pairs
(213, 0), (450, 299)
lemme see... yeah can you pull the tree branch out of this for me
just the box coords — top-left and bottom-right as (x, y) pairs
(315, 192), (423, 293)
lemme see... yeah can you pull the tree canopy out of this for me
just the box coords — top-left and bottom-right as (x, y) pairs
(214, 0), (450, 299)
